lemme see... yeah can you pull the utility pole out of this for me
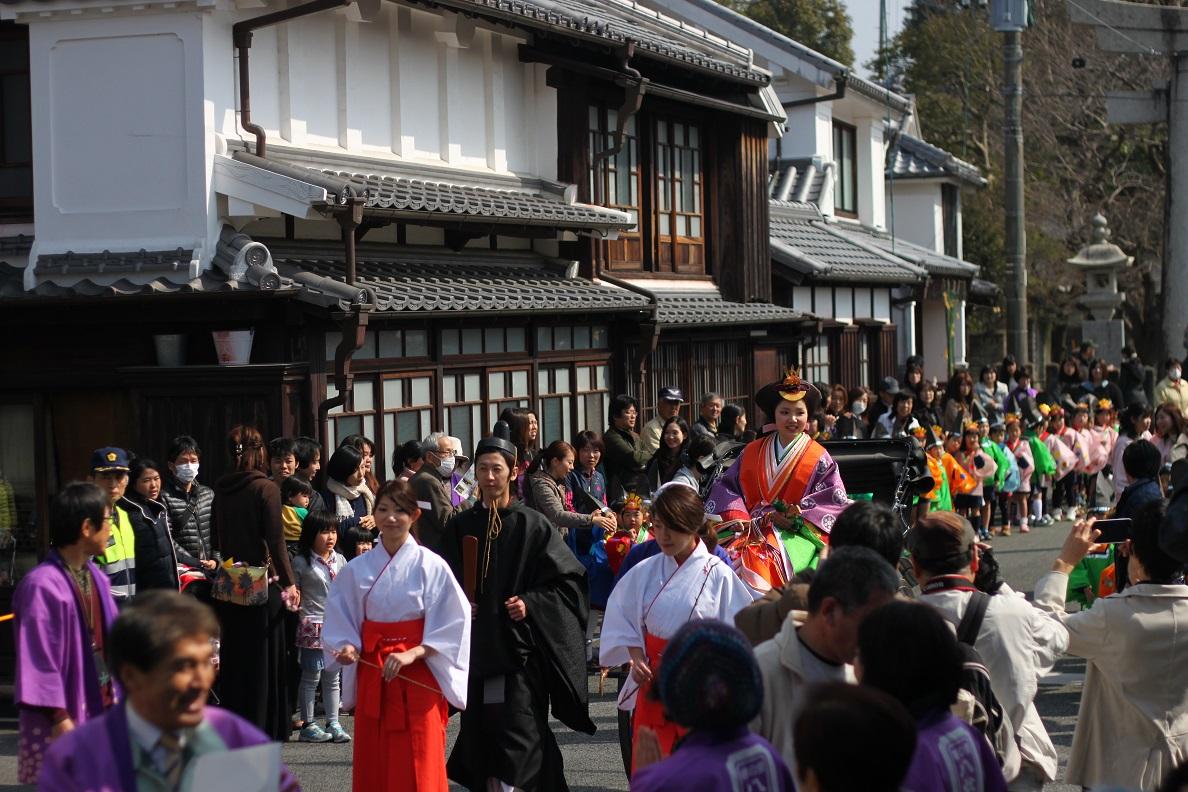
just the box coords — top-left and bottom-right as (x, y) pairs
(992, 0), (1029, 362)
(1065, 0), (1188, 364)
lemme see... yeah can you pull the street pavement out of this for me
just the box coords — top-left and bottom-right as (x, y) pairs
(0, 518), (1089, 791)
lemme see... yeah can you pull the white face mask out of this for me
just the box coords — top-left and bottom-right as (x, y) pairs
(174, 462), (199, 483)
(1172, 368), (1183, 381)
(852, 401), (867, 416)
(437, 455), (456, 477)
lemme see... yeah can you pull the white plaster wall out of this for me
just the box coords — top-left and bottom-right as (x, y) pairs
(886, 181), (942, 253)
(920, 298), (950, 376)
(27, 12), (208, 257)
(855, 116), (885, 230)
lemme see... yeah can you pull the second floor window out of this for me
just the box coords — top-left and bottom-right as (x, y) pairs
(942, 184), (959, 258)
(655, 119), (704, 273)
(588, 106), (705, 274)
(833, 121), (857, 217)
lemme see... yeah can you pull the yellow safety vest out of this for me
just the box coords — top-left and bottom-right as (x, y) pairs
(95, 504), (137, 600)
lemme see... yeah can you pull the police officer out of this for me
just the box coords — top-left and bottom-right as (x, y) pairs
(89, 447), (137, 603)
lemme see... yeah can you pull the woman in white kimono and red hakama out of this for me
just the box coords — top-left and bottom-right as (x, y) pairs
(323, 479), (470, 791)
(600, 483), (753, 776)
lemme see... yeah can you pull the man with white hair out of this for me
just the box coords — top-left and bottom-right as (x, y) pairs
(409, 432), (464, 556)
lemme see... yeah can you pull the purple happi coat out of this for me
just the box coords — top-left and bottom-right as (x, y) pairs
(38, 703), (301, 791)
(15, 551), (119, 784)
(631, 727), (795, 792)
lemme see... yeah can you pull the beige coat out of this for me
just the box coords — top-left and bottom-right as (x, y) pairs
(1035, 572), (1188, 789)
(750, 612), (853, 778)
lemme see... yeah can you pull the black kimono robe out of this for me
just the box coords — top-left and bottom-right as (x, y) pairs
(445, 501), (596, 791)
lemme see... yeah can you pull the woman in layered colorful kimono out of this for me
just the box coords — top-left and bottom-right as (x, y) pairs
(322, 479), (470, 791)
(705, 372), (851, 588)
(600, 483), (753, 777)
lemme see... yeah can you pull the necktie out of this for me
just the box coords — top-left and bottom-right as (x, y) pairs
(155, 731), (184, 788)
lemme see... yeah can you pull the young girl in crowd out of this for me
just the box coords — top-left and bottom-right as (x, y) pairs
(1044, 407), (1082, 521)
(1111, 403), (1152, 500)
(953, 424), (996, 540)
(987, 421), (1018, 535)
(291, 510), (350, 743)
(1005, 416), (1034, 533)
(281, 475), (313, 555)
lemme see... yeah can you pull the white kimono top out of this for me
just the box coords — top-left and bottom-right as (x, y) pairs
(599, 539), (753, 711)
(322, 535), (471, 710)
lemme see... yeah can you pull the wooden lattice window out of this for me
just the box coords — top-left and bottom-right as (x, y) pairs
(655, 118), (704, 273)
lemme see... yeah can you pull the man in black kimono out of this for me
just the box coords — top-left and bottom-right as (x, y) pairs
(446, 423), (596, 791)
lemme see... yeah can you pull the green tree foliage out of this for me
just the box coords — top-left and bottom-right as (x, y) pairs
(882, 0), (1166, 364)
(725, 0), (856, 65)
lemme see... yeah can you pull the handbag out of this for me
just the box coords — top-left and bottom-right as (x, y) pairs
(211, 540), (273, 607)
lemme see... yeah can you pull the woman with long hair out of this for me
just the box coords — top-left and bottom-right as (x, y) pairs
(942, 370), (976, 434)
(600, 484), (753, 774)
(913, 379), (943, 429)
(340, 434), (381, 494)
(717, 405), (749, 442)
(1111, 403), (1152, 500)
(323, 479), (470, 789)
(1152, 403), (1183, 465)
(646, 417), (692, 491)
(524, 440), (617, 538)
(318, 445), (376, 535)
(211, 425), (298, 740)
(500, 406), (540, 500)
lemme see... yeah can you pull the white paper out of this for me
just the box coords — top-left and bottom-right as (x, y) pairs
(188, 743), (281, 792)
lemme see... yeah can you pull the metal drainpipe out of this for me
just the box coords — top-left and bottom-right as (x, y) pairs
(592, 41), (646, 166)
(316, 308), (370, 448)
(781, 73), (848, 109)
(233, 0), (354, 158)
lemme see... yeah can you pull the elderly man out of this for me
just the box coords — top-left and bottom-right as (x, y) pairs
(39, 591), (299, 791)
(639, 387), (684, 456)
(750, 547), (899, 778)
(409, 432), (465, 556)
(691, 392), (725, 440)
(910, 511), (1068, 790)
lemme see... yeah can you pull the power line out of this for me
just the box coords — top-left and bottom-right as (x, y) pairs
(1062, 0), (1163, 56)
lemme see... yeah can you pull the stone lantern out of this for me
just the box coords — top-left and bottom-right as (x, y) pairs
(1067, 213), (1133, 364)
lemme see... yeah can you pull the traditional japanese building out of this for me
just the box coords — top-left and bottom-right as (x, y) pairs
(0, 0), (814, 555)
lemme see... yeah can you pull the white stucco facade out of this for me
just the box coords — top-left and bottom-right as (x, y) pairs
(3, 0), (557, 273)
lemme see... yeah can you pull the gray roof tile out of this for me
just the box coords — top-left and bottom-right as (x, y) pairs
(266, 243), (651, 316)
(769, 209), (926, 285)
(428, 0), (768, 84)
(33, 248), (196, 279)
(322, 168), (633, 229)
(888, 133), (987, 187)
(239, 153), (633, 231)
(839, 225), (979, 278)
(0, 269), (295, 301)
(0, 234), (33, 256)
(655, 294), (806, 326)
(769, 158), (833, 205)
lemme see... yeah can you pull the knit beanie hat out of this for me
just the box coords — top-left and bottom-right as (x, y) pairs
(658, 619), (764, 731)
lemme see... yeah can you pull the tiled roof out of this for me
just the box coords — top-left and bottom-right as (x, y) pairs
(840, 225), (979, 278)
(0, 234), (33, 257)
(424, 0), (768, 84)
(0, 268), (296, 301)
(769, 205), (926, 285)
(970, 277), (1002, 306)
(266, 242), (652, 316)
(769, 158), (833, 205)
(655, 294), (806, 326)
(33, 248), (197, 280)
(238, 153), (633, 232)
(888, 133), (987, 187)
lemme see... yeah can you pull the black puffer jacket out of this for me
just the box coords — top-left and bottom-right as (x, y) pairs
(161, 475), (215, 567)
(120, 493), (179, 591)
